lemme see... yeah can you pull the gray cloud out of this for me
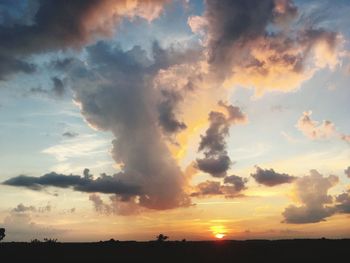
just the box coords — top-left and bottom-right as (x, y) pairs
(196, 101), (247, 177)
(27, 77), (66, 99)
(3, 36), (200, 210)
(191, 175), (247, 198)
(345, 167), (350, 178)
(2, 203), (64, 242)
(335, 190), (350, 214)
(158, 90), (187, 134)
(51, 77), (65, 97)
(281, 169), (348, 224)
(0, 0), (168, 80)
(89, 193), (142, 216)
(67, 41), (195, 210)
(3, 169), (141, 197)
(251, 166), (296, 186)
(50, 57), (75, 71)
(12, 203), (51, 213)
(205, 0), (275, 77)
(62, 131), (79, 138)
(201, 0), (342, 94)
(0, 55), (36, 80)
(224, 175), (248, 192)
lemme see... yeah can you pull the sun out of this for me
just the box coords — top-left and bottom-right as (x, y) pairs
(215, 233), (225, 239)
(211, 225), (227, 240)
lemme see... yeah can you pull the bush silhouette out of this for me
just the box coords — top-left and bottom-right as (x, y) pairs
(44, 238), (58, 243)
(156, 234), (168, 242)
(0, 228), (5, 241)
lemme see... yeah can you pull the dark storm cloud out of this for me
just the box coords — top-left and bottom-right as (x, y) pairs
(3, 170), (141, 196)
(281, 170), (350, 224)
(251, 166), (296, 186)
(196, 101), (246, 177)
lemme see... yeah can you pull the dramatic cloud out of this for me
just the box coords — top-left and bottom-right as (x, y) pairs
(0, 0), (168, 80)
(196, 101), (247, 177)
(3, 169), (141, 197)
(296, 111), (350, 143)
(282, 170), (339, 224)
(193, 0), (343, 95)
(66, 41), (199, 210)
(251, 166), (296, 186)
(191, 175), (247, 198)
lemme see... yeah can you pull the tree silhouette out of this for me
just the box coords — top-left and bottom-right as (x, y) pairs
(0, 228), (5, 241)
(156, 234), (168, 242)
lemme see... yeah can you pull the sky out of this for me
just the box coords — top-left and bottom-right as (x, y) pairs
(0, 0), (349, 242)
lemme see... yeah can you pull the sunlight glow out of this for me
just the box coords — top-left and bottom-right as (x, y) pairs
(211, 225), (227, 239)
(215, 233), (225, 239)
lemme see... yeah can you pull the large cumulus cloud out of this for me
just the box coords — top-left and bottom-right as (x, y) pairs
(282, 170), (350, 224)
(67, 41), (198, 210)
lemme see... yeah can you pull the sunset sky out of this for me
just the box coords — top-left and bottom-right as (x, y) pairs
(0, 0), (349, 242)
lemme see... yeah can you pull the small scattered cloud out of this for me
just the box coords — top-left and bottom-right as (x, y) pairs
(2, 203), (64, 241)
(12, 203), (51, 213)
(62, 131), (79, 139)
(251, 166), (296, 187)
(191, 175), (247, 198)
(296, 111), (350, 144)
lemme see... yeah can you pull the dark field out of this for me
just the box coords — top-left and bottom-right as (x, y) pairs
(1, 239), (349, 263)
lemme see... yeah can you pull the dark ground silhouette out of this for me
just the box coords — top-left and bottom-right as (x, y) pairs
(0, 239), (348, 263)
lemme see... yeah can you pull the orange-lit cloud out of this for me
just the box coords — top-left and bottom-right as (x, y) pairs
(297, 111), (350, 143)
